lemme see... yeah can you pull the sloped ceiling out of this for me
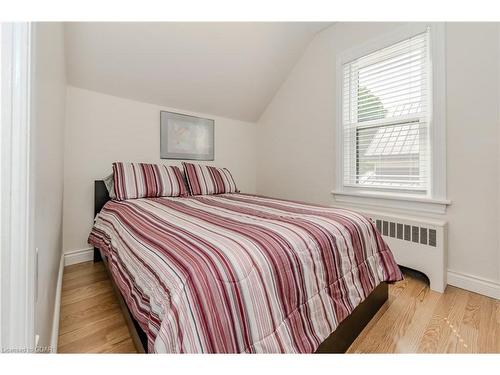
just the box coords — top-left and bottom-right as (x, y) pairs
(64, 22), (330, 122)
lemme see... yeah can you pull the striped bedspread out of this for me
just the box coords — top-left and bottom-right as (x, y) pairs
(88, 193), (402, 353)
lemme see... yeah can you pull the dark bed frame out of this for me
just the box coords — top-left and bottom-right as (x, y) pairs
(93, 180), (388, 353)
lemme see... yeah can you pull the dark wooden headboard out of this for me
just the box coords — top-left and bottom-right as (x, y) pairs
(93, 180), (110, 262)
(94, 180), (110, 216)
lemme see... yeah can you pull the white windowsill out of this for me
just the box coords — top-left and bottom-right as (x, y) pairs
(331, 190), (451, 215)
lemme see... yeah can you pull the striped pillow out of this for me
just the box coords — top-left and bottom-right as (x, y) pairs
(182, 162), (238, 196)
(112, 162), (188, 200)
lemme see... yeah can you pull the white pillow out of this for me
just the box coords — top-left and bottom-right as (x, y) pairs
(103, 173), (116, 199)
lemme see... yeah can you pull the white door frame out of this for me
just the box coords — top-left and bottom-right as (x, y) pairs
(0, 22), (35, 352)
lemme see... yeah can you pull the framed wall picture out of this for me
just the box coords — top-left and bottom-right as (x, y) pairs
(160, 111), (215, 160)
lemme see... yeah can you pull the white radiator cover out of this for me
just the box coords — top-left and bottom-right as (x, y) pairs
(354, 208), (448, 293)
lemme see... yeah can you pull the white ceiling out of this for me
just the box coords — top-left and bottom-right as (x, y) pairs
(64, 22), (330, 122)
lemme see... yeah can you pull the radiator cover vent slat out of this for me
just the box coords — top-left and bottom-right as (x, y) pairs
(375, 218), (437, 247)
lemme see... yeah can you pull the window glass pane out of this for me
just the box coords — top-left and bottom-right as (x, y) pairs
(342, 29), (430, 193)
(357, 41), (426, 122)
(356, 122), (425, 190)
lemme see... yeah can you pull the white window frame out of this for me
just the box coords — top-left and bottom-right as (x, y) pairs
(332, 23), (450, 214)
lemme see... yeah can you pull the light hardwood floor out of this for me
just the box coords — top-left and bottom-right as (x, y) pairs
(58, 262), (499, 353)
(58, 261), (136, 353)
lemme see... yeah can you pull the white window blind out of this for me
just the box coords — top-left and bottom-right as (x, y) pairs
(342, 29), (430, 193)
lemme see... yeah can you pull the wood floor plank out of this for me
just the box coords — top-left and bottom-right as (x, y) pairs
(58, 261), (499, 353)
(346, 276), (415, 353)
(348, 274), (425, 353)
(58, 310), (125, 347)
(58, 261), (138, 354)
(417, 286), (469, 353)
(59, 293), (122, 335)
(104, 338), (138, 354)
(60, 289), (116, 316)
(477, 294), (498, 353)
(62, 268), (109, 291)
(455, 292), (482, 353)
(61, 279), (114, 306)
(496, 301), (500, 353)
(383, 285), (441, 353)
(63, 261), (104, 277)
(59, 318), (132, 353)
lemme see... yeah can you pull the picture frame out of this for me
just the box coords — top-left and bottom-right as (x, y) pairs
(160, 111), (215, 160)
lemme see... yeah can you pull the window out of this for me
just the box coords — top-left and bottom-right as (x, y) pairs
(343, 31), (429, 192)
(334, 24), (449, 214)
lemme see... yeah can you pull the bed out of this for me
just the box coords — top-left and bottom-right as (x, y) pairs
(89, 180), (402, 353)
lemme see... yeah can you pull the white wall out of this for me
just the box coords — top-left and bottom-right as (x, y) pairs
(63, 86), (257, 254)
(31, 22), (66, 347)
(257, 23), (500, 289)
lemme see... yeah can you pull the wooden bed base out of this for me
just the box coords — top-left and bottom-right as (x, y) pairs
(93, 180), (389, 353)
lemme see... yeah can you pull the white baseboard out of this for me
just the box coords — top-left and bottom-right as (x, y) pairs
(64, 247), (93, 266)
(50, 254), (65, 353)
(447, 270), (500, 300)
